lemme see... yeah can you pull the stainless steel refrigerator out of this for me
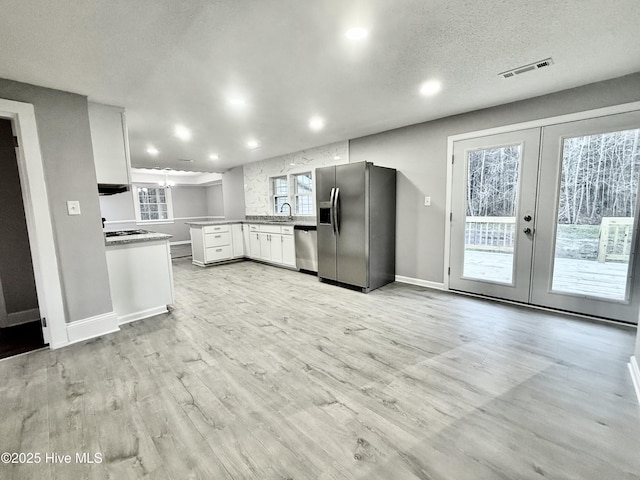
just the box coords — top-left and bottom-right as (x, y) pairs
(316, 161), (396, 292)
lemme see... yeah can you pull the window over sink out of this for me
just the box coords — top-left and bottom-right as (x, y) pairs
(270, 171), (314, 216)
(133, 185), (174, 224)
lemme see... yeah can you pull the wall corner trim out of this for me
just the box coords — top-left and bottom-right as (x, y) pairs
(629, 356), (640, 406)
(66, 311), (119, 346)
(395, 275), (446, 291)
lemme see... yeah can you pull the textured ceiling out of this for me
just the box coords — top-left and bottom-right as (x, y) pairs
(0, 0), (639, 172)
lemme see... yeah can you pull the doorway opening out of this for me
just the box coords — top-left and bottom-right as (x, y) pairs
(0, 118), (45, 358)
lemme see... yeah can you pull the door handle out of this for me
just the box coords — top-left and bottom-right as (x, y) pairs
(330, 187), (336, 236)
(523, 227), (533, 234)
(334, 187), (340, 235)
(523, 215), (532, 222)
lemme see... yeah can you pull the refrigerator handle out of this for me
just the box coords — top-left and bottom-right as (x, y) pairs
(334, 188), (340, 235)
(330, 187), (336, 236)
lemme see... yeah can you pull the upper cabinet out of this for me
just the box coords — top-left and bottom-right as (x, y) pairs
(88, 102), (131, 185)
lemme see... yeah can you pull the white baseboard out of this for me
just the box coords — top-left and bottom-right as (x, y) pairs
(170, 240), (191, 246)
(66, 311), (119, 346)
(629, 356), (640, 406)
(395, 275), (446, 291)
(118, 306), (168, 325)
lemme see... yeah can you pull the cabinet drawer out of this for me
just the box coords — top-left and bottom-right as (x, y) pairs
(281, 226), (294, 235)
(205, 245), (232, 262)
(203, 224), (230, 234)
(259, 224), (282, 234)
(248, 224), (260, 232)
(204, 231), (231, 247)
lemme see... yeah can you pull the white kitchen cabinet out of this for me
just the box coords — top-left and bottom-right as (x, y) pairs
(242, 224), (251, 257)
(88, 102), (131, 185)
(105, 237), (174, 324)
(190, 224), (235, 266)
(282, 231), (296, 267)
(189, 222), (297, 269)
(232, 224), (244, 258)
(248, 225), (261, 259)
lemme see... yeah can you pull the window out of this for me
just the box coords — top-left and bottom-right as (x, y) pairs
(293, 172), (313, 215)
(270, 172), (314, 216)
(272, 176), (289, 214)
(134, 185), (174, 223)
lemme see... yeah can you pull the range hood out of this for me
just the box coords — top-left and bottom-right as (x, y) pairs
(98, 183), (130, 195)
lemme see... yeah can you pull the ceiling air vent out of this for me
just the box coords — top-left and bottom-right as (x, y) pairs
(178, 158), (194, 163)
(499, 57), (554, 79)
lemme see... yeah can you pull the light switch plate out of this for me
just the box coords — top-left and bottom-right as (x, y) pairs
(424, 196), (431, 207)
(67, 200), (81, 215)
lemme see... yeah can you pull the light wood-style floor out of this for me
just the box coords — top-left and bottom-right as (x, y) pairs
(1, 259), (639, 479)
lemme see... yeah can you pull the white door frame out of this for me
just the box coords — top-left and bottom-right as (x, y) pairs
(0, 98), (67, 348)
(445, 100), (640, 290)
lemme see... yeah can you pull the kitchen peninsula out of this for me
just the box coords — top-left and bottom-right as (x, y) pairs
(105, 230), (174, 324)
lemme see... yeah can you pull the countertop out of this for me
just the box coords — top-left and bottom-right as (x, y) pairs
(105, 230), (173, 246)
(186, 219), (317, 227)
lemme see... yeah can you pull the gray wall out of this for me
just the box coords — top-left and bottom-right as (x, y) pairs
(222, 166), (246, 220)
(99, 185), (214, 242)
(0, 78), (113, 323)
(0, 119), (38, 316)
(206, 184), (224, 217)
(350, 72), (640, 283)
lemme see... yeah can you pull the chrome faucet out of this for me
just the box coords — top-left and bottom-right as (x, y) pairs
(280, 202), (293, 220)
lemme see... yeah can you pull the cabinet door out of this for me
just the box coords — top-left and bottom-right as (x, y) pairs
(282, 234), (296, 267)
(250, 232), (261, 259)
(270, 234), (283, 264)
(259, 233), (271, 261)
(88, 102), (130, 185)
(242, 225), (251, 257)
(231, 224), (244, 258)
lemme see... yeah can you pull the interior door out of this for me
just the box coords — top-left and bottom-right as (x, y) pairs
(449, 129), (541, 302)
(531, 111), (640, 323)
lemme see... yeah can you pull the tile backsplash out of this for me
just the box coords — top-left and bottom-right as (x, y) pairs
(243, 141), (348, 215)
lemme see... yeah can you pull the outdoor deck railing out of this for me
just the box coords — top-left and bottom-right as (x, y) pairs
(464, 215), (634, 263)
(465, 216), (516, 252)
(598, 217), (634, 263)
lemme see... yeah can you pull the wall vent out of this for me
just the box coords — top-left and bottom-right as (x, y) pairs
(499, 58), (553, 79)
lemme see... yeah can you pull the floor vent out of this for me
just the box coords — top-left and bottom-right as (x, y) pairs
(499, 58), (553, 79)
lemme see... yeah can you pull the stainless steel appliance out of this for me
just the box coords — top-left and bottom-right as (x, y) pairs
(316, 161), (396, 292)
(294, 225), (318, 272)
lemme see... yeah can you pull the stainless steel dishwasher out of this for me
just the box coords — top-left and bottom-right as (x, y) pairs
(294, 225), (318, 273)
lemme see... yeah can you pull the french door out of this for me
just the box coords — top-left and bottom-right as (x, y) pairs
(450, 110), (640, 323)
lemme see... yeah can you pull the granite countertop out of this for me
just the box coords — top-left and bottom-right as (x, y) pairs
(105, 230), (173, 246)
(186, 219), (317, 227)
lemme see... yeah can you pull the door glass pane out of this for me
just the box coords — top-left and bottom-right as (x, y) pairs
(552, 129), (640, 300)
(463, 144), (520, 284)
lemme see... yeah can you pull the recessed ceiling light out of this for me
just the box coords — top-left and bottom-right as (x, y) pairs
(309, 116), (325, 131)
(227, 97), (246, 106)
(345, 27), (368, 40)
(419, 80), (442, 96)
(246, 139), (260, 149)
(289, 162), (296, 166)
(334, 155), (341, 160)
(146, 146), (159, 156)
(174, 125), (192, 141)
(209, 154), (220, 160)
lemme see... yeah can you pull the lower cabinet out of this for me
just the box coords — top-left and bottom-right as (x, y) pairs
(231, 224), (244, 258)
(190, 222), (297, 269)
(282, 233), (296, 267)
